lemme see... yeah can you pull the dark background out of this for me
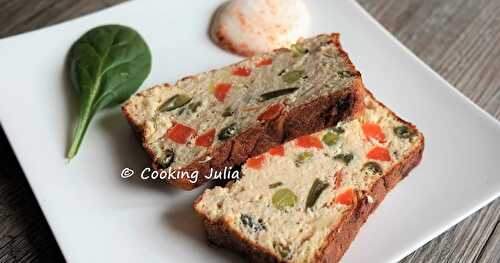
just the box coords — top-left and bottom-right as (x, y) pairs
(0, 0), (499, 262)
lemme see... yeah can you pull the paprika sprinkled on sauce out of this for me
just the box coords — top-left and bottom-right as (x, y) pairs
(210, 0), (310, 56)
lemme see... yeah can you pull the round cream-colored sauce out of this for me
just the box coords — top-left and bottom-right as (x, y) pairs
(211, 0), (310, 56)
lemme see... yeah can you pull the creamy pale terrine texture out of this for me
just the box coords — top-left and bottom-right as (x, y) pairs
(194, 93), (424, 262)
(123, 33), (366, 190)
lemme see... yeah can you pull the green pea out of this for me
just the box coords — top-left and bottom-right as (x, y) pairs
(295, 152), (313, 167)
(272, 188), (297, 211)
(322, 132), (339, 146)
(282, 70), (305, 84)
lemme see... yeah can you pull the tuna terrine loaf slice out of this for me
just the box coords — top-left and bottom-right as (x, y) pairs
(194, 93), (424, 262)
(123, 33), (365, 190)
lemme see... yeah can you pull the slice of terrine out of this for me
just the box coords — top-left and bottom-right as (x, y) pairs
(123, 33), (366, 190)
(194, 93), (424, 262)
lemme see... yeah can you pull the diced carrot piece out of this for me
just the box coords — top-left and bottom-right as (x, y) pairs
(362, 123), (386, 143)
(167, 123), (196, 144)
(256, 58), (273, 67)
(268, 145), (285, 156)
(296, 135), (324, 149)
(335, 188), (356, 205)
(213, 83), (232, 102)
(257, 102), (284, 121)
(195, 129), (216, 147)
(246, 155), (266, 169)
(366, 146), (391, 161)
(334, 170), (344, 189)
(232, 66), (252, 77)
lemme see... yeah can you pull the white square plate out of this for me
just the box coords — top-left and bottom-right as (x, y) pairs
(1, 0), (499, 262)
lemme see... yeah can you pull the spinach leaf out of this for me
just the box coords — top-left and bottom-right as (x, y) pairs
(66, 25), (152, 159)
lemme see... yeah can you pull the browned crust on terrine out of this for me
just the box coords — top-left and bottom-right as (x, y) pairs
(122, 33), (366, 190)
(193, 91), (425, 262)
